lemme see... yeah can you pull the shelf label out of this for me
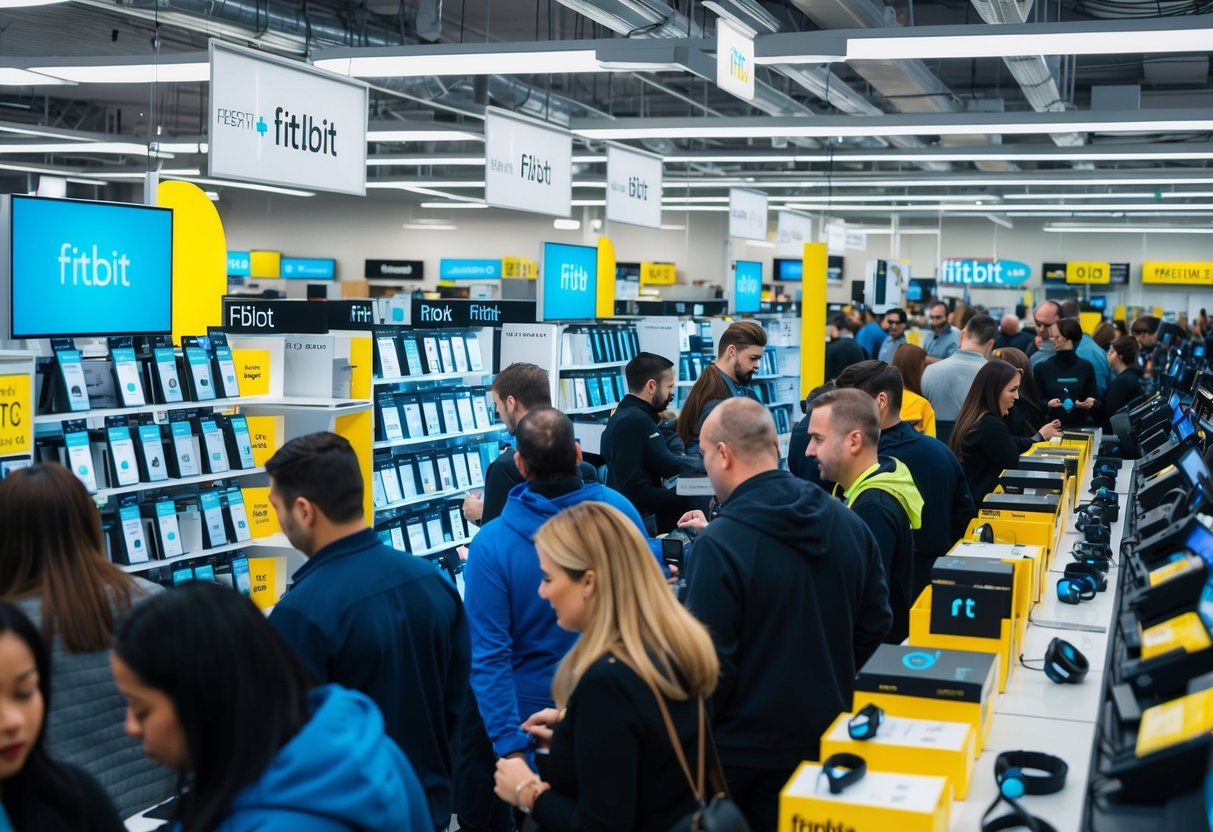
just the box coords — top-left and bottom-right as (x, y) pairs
(0, 373), (31, 457)
(242, 486), (281, 539)
(485, 107), (572, 218)
(244, 415), (280, 467)
(247, 556), (281, 610)
(232, 349), (272, 397)
(606, 144), (662, 229)
(325, 300), (375, 331)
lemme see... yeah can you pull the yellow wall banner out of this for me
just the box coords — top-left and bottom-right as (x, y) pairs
(596, 238), (617, 318)
(250, 250), (282, 278)
(1065, 262), (1111, 285)
(157, 181), (227, 345)
(1142, 261), (1213, 285)
(0, 373), (32, 456)
(801, 243), (828, 395)
(640, 262), (677, 285)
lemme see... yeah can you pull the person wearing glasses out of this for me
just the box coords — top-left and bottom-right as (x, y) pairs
(877, 308), (909, 364)
(922, 302), (960, 365)
(1028, 301), (1062, 368)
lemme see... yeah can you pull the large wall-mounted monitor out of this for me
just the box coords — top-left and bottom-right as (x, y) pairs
(4, 195), (173, 339)
(539, 242), (598, 321)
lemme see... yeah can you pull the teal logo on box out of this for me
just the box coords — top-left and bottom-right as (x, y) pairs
(440, 259), (501, 280)
(939, 259), (1030, 286)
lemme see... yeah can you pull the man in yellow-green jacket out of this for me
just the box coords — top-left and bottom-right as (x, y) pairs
(807, 388), (924, 643)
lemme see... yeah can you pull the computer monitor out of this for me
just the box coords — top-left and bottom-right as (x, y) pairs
(1180, 445), (1208, 487)
(539, 242), (598, 322)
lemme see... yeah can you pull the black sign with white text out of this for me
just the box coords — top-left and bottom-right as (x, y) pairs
(411, 298), (537, 329)
(222, 298), (328, 334)
(365, 259), (425, 280)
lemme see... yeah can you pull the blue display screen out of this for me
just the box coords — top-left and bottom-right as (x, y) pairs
(9, 195), (172, 338)
(1181, 446), (1207, 486)
(280, 257), (335, 279)
(773, 258), (802, 281)
(734, 260), (762, 314)
(540, 242), (597, 321)
(227, 251), (251, 276)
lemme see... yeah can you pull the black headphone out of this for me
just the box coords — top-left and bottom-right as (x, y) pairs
(1043, 638), (1090, 685)
(1090, 474), (1117, 492)
(995, 751), (1068, 799)
(1064, 562), (1107, 592)
(819, 753), (866, 794)
(1057, 573), (1098, 604)
(973, 523), (995, 543)
(981, 796), (1060, 832)
(1083, 522), (1111, 545)
(1071, 540), (1112, 562)
(847, 703), (884, 741)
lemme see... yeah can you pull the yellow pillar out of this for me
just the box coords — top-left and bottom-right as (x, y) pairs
(801, 243), (828, 396)
(596, 237), (617, 318)
(156, 181), (227, 345)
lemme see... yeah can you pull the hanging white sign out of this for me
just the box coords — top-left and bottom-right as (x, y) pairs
(825, 221), (847, 256)
(485, 108), (573, 218)
(209, 40), (368, 196)
(606, 144), (663, 229)
(776, 211), (813, 257)
(728, 188), (768, 241)
(716, 18), (755, 102)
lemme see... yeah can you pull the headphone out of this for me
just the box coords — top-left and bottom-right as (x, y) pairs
(973, 523), (995, 543)
(1072, 540), (1112, 561)
(1057, 574), (1098, 605)
(819, 753), (866, 795)
(1043, 638), (1090, 685)
(995, 751), (1068, 799)
(1083, 522), (1111, 545)
(847, 703), (884, 741)
(1090, 474), (1117, 493)
(1064, 562), (1107, 592)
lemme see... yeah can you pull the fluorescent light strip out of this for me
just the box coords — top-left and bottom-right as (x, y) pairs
(0, 123), (92, 141)
(317, 50), (672, 79)
(84, 168), (202, 180)
(1003, 190), (1213, 200)
(0, 0), (69, 7)
(666, 175), (1213, 189)
(418, 201), (488, 209)
(778, 194), (997, 204)
(402, 222), (458, 231)
(367, 129), (483, 142)
(166, 176), (314, 197)
(660, 147), (1213, 164)
(31, 62), (209, 84)
(0, 141), (172, 157)
(1043, 224), (1212, 234)
(770, 202), (1213, 212)
(0, 68), (73, 86)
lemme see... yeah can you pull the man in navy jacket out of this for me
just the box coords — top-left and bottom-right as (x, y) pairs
(683, 399), (891, 832)
(464, 409), (658, 769)
(266, 432), (470, 832)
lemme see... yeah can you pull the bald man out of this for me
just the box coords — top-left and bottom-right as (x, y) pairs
(682, 398), (891, 831)
(994, 314), (1033, 352)
(1029, 300), (1062, 368)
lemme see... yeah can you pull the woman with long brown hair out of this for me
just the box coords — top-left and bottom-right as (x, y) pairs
(0, 463), (173, 816)
(890, 344), (936, 436)
(949, 361), (1062, 502)
(493, 502), (723, 831)
(993, 347), (1045, 438)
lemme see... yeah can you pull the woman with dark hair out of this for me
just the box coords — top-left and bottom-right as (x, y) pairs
(1104, 335), (1145, 430)
(891, 344), (936, 436)
(111, 582), (431, 832)
(994, 347), (1045, 438)
(950, 360), (1063, 501)
(1092, 322), (1117, 350)
(0, 601), (124, 831)
(0, 463), (173, 816)
(1034, 317), (1099, 427)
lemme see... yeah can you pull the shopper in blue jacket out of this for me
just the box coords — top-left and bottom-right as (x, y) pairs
(111, 582), (431, 832)
(465, 408), (661, 765)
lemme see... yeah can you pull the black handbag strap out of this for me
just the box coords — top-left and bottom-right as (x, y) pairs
(653, 689), (707, 804)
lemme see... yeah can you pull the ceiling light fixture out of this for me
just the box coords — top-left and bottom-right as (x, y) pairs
(165, 176), (315, 197)
(553, 219), (582, 230)
(0, 0), (70, 7)
(403, 221), (459, 231)
(572, 110), (1213, 141)
(0, 67), (73, 86)
(1043, 223), (1213, 234)
(83, 168), (202, 179)
(30, 54), (209, 84)
(418, 201), (488, 209)
(366, 127), (484, 143)
(0, 141), (172, 157)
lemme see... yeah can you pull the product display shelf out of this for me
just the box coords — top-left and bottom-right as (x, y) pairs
(412, 534), (475, 560)
(92, 465), (267, 503)
(560, 360), (629, 372)
(32, 394), (252, 426)
(241, 396), (371, 412)
(373, 424), (502, 451)
(374, 369), (486, 387)
(120, 532), (291, 574)
(376, 483), (479, 514)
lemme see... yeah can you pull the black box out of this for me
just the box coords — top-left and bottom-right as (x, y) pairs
(854, 644), (998, 705)
(980, 492), (1061, 514)
(1015, 457), (1068, 477)
(930, 557), (1014, 638)
(998, 469), (1066, 493)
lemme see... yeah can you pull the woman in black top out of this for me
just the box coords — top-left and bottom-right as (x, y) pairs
(1034, 317), (1099, 427)
(1104, 335), (1145, 430)
(995, 347), (1045, 438)
(950, 360), (1063, 502)
(0, 603), (123, 832)
(494, 502), (721, 832)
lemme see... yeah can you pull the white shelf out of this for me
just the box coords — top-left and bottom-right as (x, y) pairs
(563, 402), (617, 416)
(373, 424), (501, 451)
(559, 361), (628, 372)
(119, 532), (292, 573)
(409, 535), (474, 558)
(34, 395), (251, 426)
(374, 371), (488, 386)
(91, 466), (266, 502)
(242, 397), (371, 412)
(375, 484), (479, 514)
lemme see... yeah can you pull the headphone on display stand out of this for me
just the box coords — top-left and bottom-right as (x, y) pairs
(981, 751), (1068, 832)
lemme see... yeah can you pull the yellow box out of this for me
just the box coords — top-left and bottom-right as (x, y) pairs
(819, 712), (975, 799)
(1137, 687), (1213, 758)
(853, 645), (999, 758)
(968, 512), (1059, 587)
(908, 586), (1017, 693)
(945, 541), (1037, 619)
(1141, 611), (1213, 661)
(779, 763), (950, 832)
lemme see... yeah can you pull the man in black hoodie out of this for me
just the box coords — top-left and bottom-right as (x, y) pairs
(603, 352), (702, 532)
(835, 361), (977, 597)
(683, 398), (891, 831)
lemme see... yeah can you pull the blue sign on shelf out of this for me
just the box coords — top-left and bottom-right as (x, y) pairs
(227, 250), (251, 276)
(939, 259), (1031, 287)
(734, 260), (762, 314)
(439, 259), (502, 280)
(541, 243), (597, 321)
(280, 257), (336, 279)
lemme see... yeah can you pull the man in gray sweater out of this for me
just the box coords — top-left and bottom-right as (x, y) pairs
(921, 314), (997, 446)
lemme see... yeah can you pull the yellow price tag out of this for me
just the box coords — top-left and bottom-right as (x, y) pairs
(640, 262), (677, 285)
(1065, 262), (1110, 285)
(1143, 261), (1213, 285)
(232, 349), (272, 397)
(247, 556), (282, 610)
(241, 487), (281, 539)
(244, 415), (280, 467)
(0, 373), (32, 456)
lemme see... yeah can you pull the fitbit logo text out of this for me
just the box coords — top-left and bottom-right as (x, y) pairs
(273, 107), (338, 156)
(560, 263), (590, 292)
(58, 244), (131, 287)
(730, 47), (750, 84)
(736, 274), (759, 296)
(951, 598), (977, 619)
(520, 154), (553, 185)
(788, 816), (855, 832)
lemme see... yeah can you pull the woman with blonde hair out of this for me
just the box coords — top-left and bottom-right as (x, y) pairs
(890, 344), (936, 436)
(494, 501), (724, 832)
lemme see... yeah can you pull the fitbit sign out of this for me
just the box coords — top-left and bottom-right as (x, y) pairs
(484, 108), (572, 218)
(209, 41), (368, 196)
(939, 258), (1031, 287)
